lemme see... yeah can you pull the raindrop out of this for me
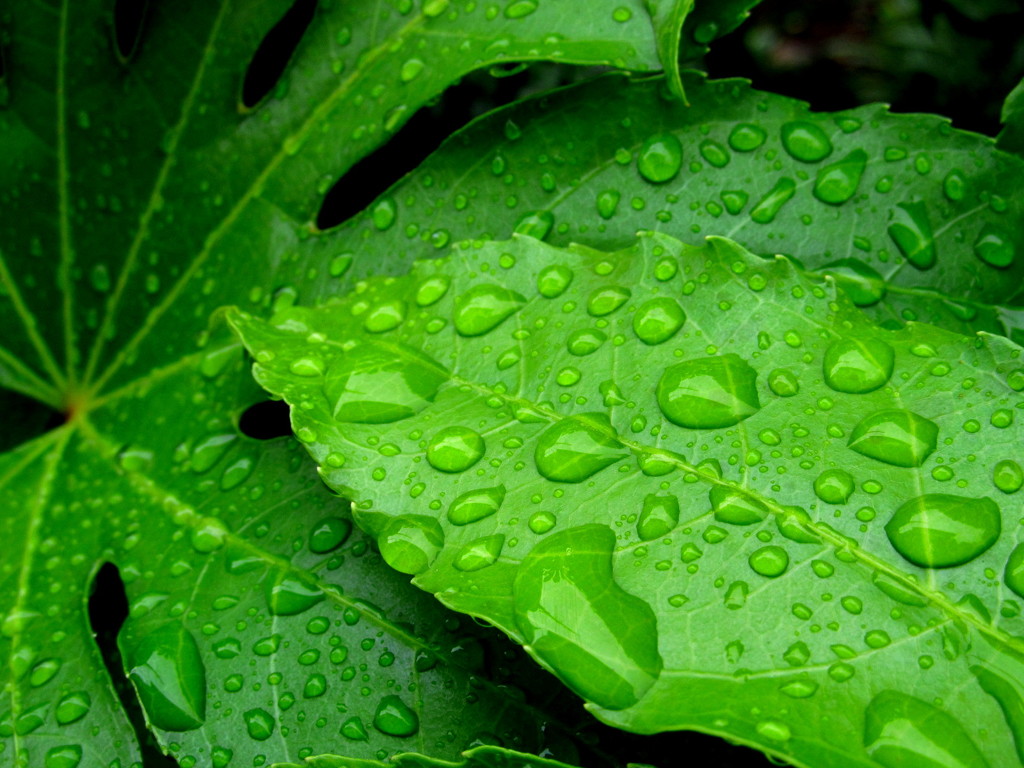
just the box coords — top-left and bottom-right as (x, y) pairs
(454, 284), (526, 336)
(637, 133), (683, 183)
(885, 494), (1000, 568)
(657, 354), (760, 429)
(847, 409), (938, 467)
(427, 426), (485, 473)
(378, 515), (444, 575)
(534, 413), (626, 483)
(823, 337), (894, 394)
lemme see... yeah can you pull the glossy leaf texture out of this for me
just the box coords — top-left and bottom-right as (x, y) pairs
(274, 745), (581, 768)
(998, 77), (1024, 157)
(303, 72), (1024, 342)
(678, 0), (763, 62)
(0, 0), (681, 405)
(0, 1), (703, 765)
(231, 232), (1024, 768)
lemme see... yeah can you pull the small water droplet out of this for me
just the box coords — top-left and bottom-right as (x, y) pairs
(636, 494), (680, 541)
(813, 149), (867, 205)
(447, 486), (505, 525)
(637, 133), (683, 184)
(973, 225), (1015, 268)
(243, 707), (275, 741)
(454, 534), (505, 571)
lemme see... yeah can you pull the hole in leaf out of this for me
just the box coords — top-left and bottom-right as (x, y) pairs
(241, 0), (318, 110)
(239, 399), (292, 440)
(88, 563), (179, 767)
(315, 62), (579, 230)
(0, 389), (62, 453)
(112, 0), (149, 63)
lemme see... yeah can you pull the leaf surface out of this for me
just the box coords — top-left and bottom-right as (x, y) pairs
(998, 77), (1024, 157)
(231, 232), (1024, 768)
(304, 72), (1024, 341)
(0, 1), (690, 764)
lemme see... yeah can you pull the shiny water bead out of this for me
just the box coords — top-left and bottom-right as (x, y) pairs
(534, 413), (626, 482)
(427, 426), (484, 472)
(567, 328), (607, 356)
(994, 460), (1024, 493)
(767, 368), (800, 397)
(454, 534), (505, 571)
(885, 494), (1000, 568)
(528, 511), (557, 534)
(636, 494), (681, 540)
(973, 225), (1016, 268)
(596, 189), (621, 220)
(513, 525), (662, 710)
(710, 486), (768, 526)
(447, 486), (505, 525)
(813, 149), (867, 205)
(814, 469), (855, 504)
(454, 284), (526, 336)
(750, 178), (796, 224)
(699, 139), (730, 167)
(363, 300), (406, 333)
(780, 121), (833, 162)
(728, 123), (767, 151)
(818, 259), (886, 306)
(324, 343), (446, 423)
(378, 515), (444, 575)
(632, 297), (685, 345)
(637, 133), (683, 183)
(415, 276), (450, 306)
(657, 355), (760, 429)
(309, 517), (351, 553)
(265, 573), (324, 616)
(537, 265), (573, 298)
(586, 286), (631, 316)
(823, 337), (894, 394)
(749, 546), (789, 577)
(847, 409), (938, 467)
(887, 201), (936, 270)
(1005, 544), (1024, 598)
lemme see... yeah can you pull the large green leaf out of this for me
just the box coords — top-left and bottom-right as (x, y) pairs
(998, 77), (1024, 157)
(230, 231), (1024, 768)
(0, 1), (699, 765)
(301, 72), (1024, 341)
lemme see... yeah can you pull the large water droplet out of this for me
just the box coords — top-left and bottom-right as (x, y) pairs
(427, 426), (484, 472)
(819, 259), (886, 307)
(447, 486), (505, 525)
(750, 178), (796, 223)
(45, 746), (82, 768)
(309, 517), (351, 553)
(454, 534), (505, 571)
(54, 691), (91, 725)
(710, 486), (768, 526)
(1004, 543), (1024, 598)
(657, 354), (760, 429)
(781, 121), (833, 162)
(122, 623), (206, 732)
(378, 515), (445, 574)
(324, 343), (447, 423)
(632, 298), (685, 345)
(823, 337), (894, 394)
(243, 707), (275, 741)
(265, 572), (324, 616)
(373, 695), (419, 736)
(537, 265), (573, 298)
(973, 225), (1015, 268)
(995, 460), (1024, 494)
(848, 409), (938, 467)
(748, 546), (789, 577)
(534, 413), (626, 483)
(813, 149), (867, 204)
(728, 123), (767, 152)
(453, 284), (526, 337)
(637, 133), (682, 183)
(586, 286), (631, 316)
(888, 202), (936, 270)
(514, 525), (662, 710)
(636, 494), (680, 541)
(864, 690), (987, 768)
(814, 469), (855, 504)
(885, 494), (1001, 568)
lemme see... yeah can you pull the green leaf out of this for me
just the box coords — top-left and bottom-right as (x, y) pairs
(646, 0), (693, 102)
(998, 77), (1024, 157)
(230, 231), (1024, 768)
(0, 2), (690, 764)
(273, 744), (579, 768)
(308, 72), (1024, 341)
(679, 0), (763, 61)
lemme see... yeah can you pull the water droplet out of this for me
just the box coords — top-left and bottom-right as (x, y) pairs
(885, 494), (1001, 568)
(400, 58), (424, 82)
(289, 356), (325, 377)
(888, 202), (936, 270)
(657, 354), (760, 429)
(427, 426), (485, 472)
(814, 469), (855, 505)
(374, 695), (419, 736)
(823, 337), (894, 394)
(515, 210), (554, 239)
(45, 746), (82, 768)
(514, 525), (662, 710)
(537, 265), (573, 298)
(767, 368), (799, 397)
(943, 170), (967, 201)
(586, 286), (631, 316)
(454, 534), (505, 571)
(751, 178), (796, 223)
(756, 719), (792, 742)
(864, 690), (986, 768)
(710, 486), (768, 526)
(974, 225), (1015, 268)
(848, 409), (938, 467)
(781, 121), (833, 162)
(728, 123), (767, 152)
(371, 198), (397, 230)
(341, 715), (368, 740)
(363, 300), (407, 333)
(378, 515), (444, 575)
(699, 139), (730, 168)
(995, 460), (1024, 494)
(416, 276), (450, 306)
(529, 511), (557, 534)
(819, 259), (886, 306)
(324, 342), (447, 423)
(54, 691), (91, 725)
(265, 572), (324, 616)
(748, 546), (789, 577)
(567, 328), (607, 356)
(190, 434), (236, 473)
(191, 517), (229, 554)
(637, 133), (683, 183)
(632, 298), (685, 345)
(309, 517), (351, 553)
(447, 486), (505, 525)
(597, 189), (621, 220)
(244, 707), (275, 741)
(780, 679), (818, 698)
(637, 494), (680, 541)
(454, 284), (526, 336)
(813, 149), (867, 204)
(123, 623), (206, 731)
(534, 413), (626, 483)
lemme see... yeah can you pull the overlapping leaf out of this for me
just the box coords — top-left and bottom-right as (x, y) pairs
(0, 1), (711, 765)
(998, 77), (1024, 157)
(299, 72), (1024, 341)
(231, 232), (1024, 768)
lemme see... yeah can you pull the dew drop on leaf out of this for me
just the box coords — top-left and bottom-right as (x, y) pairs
(373, 694), (419, 736)
(454, 534), (505, 571)
(657, 354), (760, 429)
(533, 413), (626, 483)
(823, 337), (894, 394)
(887, 201), (936, 270)
(847, 409), (938, 467)
(453, 284), (526, 336)
(637, 133), (683, 183)
(885, 494), (1001, 568)
(447, 486), (505, 525)
(632, 297), (685, 345)
(378, 515), (445, 575)
(813, 149), (867, 204)
(636, 494), (680, 541)
(814, 469), (855, 505)
(243, 707), (275, 741)
(748, 545), (789, 577)
(864, 690), (987, 768)
(427, 426), (485, 472)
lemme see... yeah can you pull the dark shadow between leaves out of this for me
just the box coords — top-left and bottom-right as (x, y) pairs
(239, 399), (292, 440)
(241, 0), (318, 110)
(113, 0), (149, 64)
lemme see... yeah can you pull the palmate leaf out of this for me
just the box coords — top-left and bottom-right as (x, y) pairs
(0, 1), (708, 765)
(301, 72), (1024, 342)
(231, 231), (1024, 768)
